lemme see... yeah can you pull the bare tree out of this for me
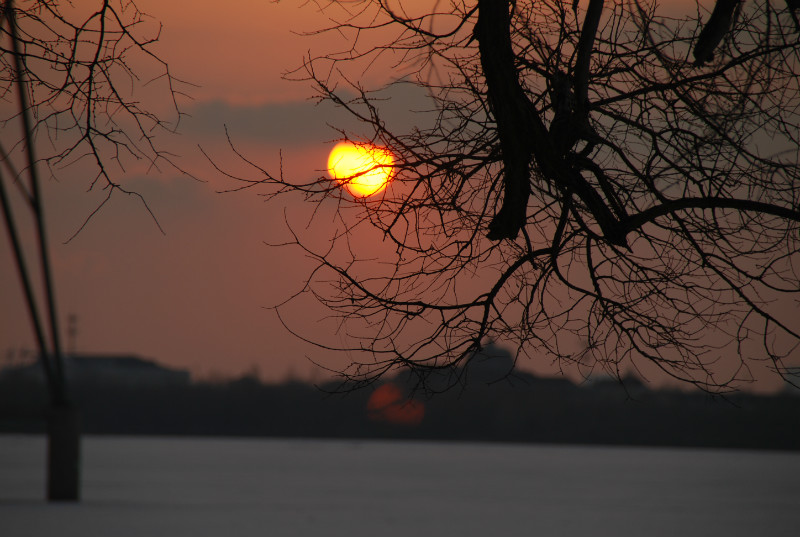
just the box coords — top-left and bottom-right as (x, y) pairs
(1, 0), (186, 500)
(217, 0), (800, 393)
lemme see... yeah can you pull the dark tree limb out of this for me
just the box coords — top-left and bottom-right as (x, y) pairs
(693, 0), (742, 66)
(548, 0), (604, 155)
(476, 0), (536, 240)
(621, 198), (800, 234)
(477, 0), (625, 246)
(787, 0), (800, 31)
(573, 0), (604, 119)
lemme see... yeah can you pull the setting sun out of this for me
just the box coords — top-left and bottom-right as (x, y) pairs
(327, 141), (395, 198)
(366, 383), (425, 426)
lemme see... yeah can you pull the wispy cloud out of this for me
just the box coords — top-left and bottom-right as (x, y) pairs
(180, 84), (436, 146)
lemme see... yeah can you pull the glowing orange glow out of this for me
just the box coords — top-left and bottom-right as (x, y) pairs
(367, 383), (425, 426)
(327, 141), (395, 198)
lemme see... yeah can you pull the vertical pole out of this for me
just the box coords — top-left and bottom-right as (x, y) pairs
(3, 0), (80, 501)
(47, 406), (81, 501)
(0, 167), (57, 402)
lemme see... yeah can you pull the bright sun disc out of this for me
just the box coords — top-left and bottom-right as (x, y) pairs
(327, 141), (395, 198)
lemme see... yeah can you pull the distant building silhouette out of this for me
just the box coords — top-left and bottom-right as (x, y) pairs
(781, 368), (800, 397)
(466, 342), (515, 383)
(0, 354), (190, 388)
(580, 373), (649, 397)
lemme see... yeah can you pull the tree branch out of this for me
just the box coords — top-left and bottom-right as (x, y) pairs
(622, 197), (800, 234)
(476, 0), (625, 245)
(573, 0), (604, 118)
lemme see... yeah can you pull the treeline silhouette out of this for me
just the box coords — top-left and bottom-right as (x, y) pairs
(1, 351), (798, 450)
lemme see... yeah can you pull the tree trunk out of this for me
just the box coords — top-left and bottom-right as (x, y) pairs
(47, 405), (80, 501)
(476, 0), (626, 246)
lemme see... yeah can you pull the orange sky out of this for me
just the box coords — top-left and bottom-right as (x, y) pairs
(2, 0), (790, 392)
(0, 0), (433, 383)
(137, 0), (323, 104)
(136, 0), (437, 105)
(138, 0), (703, 104)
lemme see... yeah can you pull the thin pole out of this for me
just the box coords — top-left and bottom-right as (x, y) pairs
(4, 0), (80, 501)
(6, 0), (67, 405)
(0, 167), (58, 402)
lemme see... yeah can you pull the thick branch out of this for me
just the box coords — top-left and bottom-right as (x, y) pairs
(476, 0), (536, 240)
(621, 198), (800, 234)
(693, 0), (741, 66)
(573, 0), (604, 118)
(475, 0), (625, 245)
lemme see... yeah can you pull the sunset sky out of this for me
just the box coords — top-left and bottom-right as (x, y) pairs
(1, 0), (789, 391)
(1, 0), (436, 382)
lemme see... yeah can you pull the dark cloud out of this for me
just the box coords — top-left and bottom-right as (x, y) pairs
(181, 83), (436, 145)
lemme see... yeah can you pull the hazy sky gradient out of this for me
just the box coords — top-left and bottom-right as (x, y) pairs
(0, 0), (440, 382)
(3, 0), (788, 391)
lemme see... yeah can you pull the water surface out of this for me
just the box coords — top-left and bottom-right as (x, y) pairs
(1, 435), (797, 536)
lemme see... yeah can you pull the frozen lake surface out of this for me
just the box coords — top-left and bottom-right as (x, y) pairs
(1, 435), (798, 537)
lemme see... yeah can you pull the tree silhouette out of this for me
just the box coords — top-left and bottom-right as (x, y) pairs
(1, 0), (186, 500)
(219, 1), (800, 393)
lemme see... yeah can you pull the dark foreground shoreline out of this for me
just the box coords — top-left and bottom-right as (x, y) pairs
(2, 367), (798, 451)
